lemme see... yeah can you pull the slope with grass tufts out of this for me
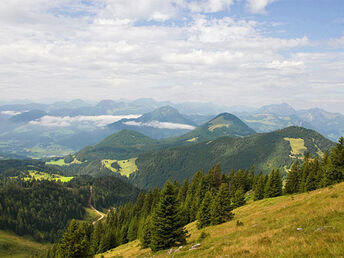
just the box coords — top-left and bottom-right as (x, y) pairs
(97, 182), (344, 257)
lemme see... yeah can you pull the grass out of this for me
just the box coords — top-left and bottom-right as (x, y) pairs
(45, 157), (82, 166)
(82, 208), (103, 223)
(102, 158), (138, 177)
(46, 158), (68, 166)
(208, 116), (231, 132)
(18, 170), (74, 182)
(0, 230), (49, 258)
(97, 182), (344, 257)
(187, 137), (198, 142)
(284, 137), (307, 158)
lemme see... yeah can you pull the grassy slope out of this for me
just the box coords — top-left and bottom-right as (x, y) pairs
(0, 230), (49, 258)
(102, 158), (138, 177)
(23, 170), (74, 182)
(98, 182), (344, 257)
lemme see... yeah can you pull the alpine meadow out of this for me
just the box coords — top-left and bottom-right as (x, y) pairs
(0, 1), (343, 258)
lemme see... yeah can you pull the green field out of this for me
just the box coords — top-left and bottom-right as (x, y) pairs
(0, 230), (49, 258)
(284, 137), (307, 158)
(46, 158), (68, 166)
(102, 158), (138, 177)
(19, 170), (74, 182)
(97, 182), (344, 257)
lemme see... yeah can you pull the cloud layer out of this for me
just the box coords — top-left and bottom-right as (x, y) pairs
(0, 0), (343, 112)
(29, 115), (141, 127)
(124, 120), (196, 130)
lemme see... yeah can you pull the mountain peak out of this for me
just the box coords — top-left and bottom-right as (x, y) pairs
(138, 106), (196, 125)
(257, 103), (296, 116)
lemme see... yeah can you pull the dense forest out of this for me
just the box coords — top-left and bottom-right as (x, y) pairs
(0, 175), (140, 242)
(48, 138), (343, 257)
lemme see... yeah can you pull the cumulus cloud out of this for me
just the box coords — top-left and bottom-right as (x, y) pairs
(29, 115), (141, 127)
(246, 0), (276, 14)
(124, 120), (196, 130)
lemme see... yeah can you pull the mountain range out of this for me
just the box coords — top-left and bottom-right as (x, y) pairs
(0, 99), (342, 159)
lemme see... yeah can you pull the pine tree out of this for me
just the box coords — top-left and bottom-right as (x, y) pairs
(139, 216), (152, 248)
(196, 191), (212, 229)
(231, 187), (246, 209)
(254, 173), (265, 200)
(58, 220), (90, 258)
(264, 169), (282, 198)
(210, 183), (233, 225)
(150, 181), (187, 252)
(285, 161), (301, 194)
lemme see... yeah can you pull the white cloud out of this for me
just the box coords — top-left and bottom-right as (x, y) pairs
(246, 0), (276, 14)
(1, 111), (22, 116)
(124, 120), (195, 130)
(0, 1), (343, 112)
(329, 35), (344, 48)
(187, 0), (234, 13)
(29, 115), (141, 127)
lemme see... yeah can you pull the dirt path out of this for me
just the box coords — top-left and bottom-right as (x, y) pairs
(89, 185), (105, 224)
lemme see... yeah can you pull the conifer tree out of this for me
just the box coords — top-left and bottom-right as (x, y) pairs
(58, 220), (90, 258)
(264, 169), (282, 198)
(231, 187), (246, 209)
(139, 216), (152, 248)
(150, 181), (187, 252)
(285, 161), (301, 194)
(210, 183), (233, 225)
(196, 191), (212, 229)
(254, 173), (265, 200)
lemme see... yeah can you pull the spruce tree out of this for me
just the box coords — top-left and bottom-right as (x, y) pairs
(150, 181), (187, 252)
(264, 169), (282, 198)
(210, 183), (233, 225)
(231, 187), (246, 209)
(58, 220), (90, 258)
(285, 161), (301, 194)
(254, 173), (265, 200)
(139, 216), (152, 248)
(196, 191), (212, 229)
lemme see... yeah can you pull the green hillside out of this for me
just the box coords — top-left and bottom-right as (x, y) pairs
(131, 126), (334, 188)
(76, 130), (158, 161)
(97, 182), (344, 258)
(0, 230), (49, 258)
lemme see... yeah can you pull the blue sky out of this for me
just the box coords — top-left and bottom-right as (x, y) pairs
(0, 0), (343, 112)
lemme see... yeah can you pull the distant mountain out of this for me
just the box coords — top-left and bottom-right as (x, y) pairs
(297, 108), (344, 141)
(108, 106), (196, 139)
(238, 104), (343, 141)
(256, 103), (297, 116)
(76, 112), (255, 162)
(241, 113), (313, 133)
(131, 126), (335, 188)
(10, 110), (47, 123)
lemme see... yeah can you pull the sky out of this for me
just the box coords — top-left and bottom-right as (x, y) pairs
(0, 0), (343, 112)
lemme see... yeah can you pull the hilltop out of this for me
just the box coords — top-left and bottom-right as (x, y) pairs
(97, 182), (344, 257)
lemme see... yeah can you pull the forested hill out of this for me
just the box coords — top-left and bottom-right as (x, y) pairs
(75, 112), (255, 162)
(131, 126), (335, 189)
(76, 130), (159, 161)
